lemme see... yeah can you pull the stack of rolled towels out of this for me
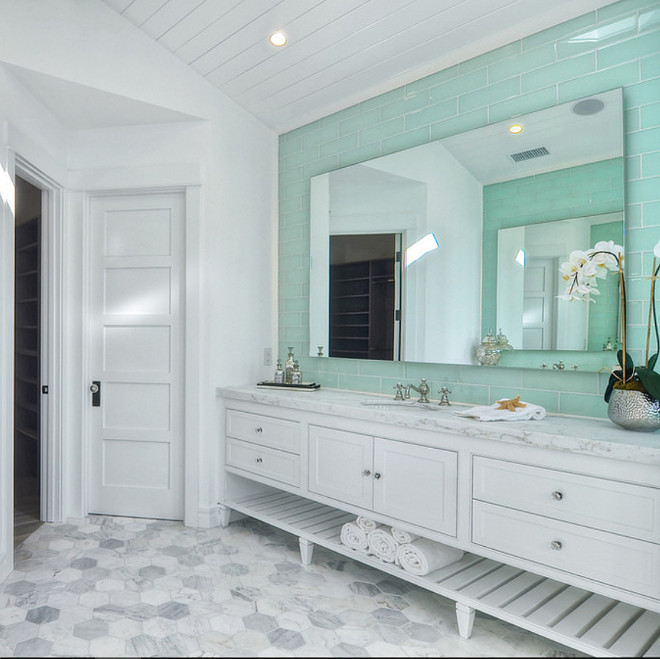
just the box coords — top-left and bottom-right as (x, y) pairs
(340, 516), (464, 576)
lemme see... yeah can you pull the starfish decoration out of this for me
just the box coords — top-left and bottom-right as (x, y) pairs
(495, 395), (527, 412)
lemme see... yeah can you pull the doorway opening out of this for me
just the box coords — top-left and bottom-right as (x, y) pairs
(13, 175), (44, 547)
(328, 233), (401, 360)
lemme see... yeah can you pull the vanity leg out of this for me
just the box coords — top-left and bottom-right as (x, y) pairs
(218, 505), (232, 528)
(456, 602), (475, 639)
(299, 537), (314, 566)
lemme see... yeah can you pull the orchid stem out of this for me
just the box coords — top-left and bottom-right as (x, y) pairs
(619, 265), (627, 383)
(646, 257), (657, 368)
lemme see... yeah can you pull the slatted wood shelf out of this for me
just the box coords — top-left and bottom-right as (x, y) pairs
(226, 490), (660, 658)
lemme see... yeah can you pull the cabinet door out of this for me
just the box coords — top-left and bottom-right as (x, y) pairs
(308, 426), (372, 508)
(373, 438), (457, 535)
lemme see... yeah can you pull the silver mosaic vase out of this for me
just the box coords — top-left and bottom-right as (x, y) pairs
(607, 388), (660, 432)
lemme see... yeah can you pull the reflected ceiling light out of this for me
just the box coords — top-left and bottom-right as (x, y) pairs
(269, 30), (287, 47)
(405, 233), (438, 267)
(572, 98), (605, 116)
(515, 249), (526, 266)
(508, 124), (523, 134)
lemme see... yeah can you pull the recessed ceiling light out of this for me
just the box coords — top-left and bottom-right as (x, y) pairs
(508, 124), (523, 134)
(269, 31), (287, 47)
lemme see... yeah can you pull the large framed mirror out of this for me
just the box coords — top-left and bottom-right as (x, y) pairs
(310, 88), (623, 369)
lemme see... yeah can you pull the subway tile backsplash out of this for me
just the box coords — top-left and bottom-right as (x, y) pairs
(278, 0), (660, 419)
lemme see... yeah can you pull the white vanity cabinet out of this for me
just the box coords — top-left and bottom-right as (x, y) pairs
(308, 425), (457, 535)
(217, 386), (660, 658)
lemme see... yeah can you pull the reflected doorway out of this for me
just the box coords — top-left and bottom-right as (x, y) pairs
(328, 233), (401, 360)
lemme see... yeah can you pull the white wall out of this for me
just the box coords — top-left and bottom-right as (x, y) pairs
(0, 0), (278, 530)
(369, 142), (482, 364)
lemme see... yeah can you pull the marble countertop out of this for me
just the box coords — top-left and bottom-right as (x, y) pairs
(217, 385), (660, 466)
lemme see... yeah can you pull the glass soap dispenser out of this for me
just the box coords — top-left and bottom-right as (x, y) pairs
(285, 347), (295, 384)
(292, 360), (302, 384)
(273, 359), (284, 383)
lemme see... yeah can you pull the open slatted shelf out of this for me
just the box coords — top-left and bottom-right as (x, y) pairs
(227, 490), (660, 658)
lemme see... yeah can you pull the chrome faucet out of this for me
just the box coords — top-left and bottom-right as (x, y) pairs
(405, 378), (430, 403)
(393, 383), (404, 400)
(553, 361), (565, 370)
(438, 386), (452, 406)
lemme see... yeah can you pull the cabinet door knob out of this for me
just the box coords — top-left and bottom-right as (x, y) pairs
(362, 469), (371, 477)
(255, 427), (263, 433)
(550, 540), (562, 551)
(373, 472), (381, 479)
(551, 491), (563, 501)
(255, 457), (263, 463)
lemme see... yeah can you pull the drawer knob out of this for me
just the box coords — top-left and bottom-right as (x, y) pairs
(374, 472), (382, 480)
(255, 427), (263, 433)
(362, 469), (371, 477)
(550, 540), (562, 551)
(552, 491), (563, 501)
(255, 457), (263, 463)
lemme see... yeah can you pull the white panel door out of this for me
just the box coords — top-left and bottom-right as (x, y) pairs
(373, 438), (457, 535)
(89, 192), (184, 519)
(308, 425), (373, 509)
(522, 258), (554, 350)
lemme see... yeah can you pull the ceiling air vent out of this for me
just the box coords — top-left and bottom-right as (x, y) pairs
(509, 146), (550, 163)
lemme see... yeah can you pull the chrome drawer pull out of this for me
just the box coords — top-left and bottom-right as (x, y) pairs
(374, 472), (382, 479)
(255, 427), (263, 433)
(551, 491), (563, 501)
(362, 469), (371, 477)
(550, 540), (562, 551)
(255, 457), (263, 463)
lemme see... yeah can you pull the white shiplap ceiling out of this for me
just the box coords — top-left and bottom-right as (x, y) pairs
(102, 0), (617, 134)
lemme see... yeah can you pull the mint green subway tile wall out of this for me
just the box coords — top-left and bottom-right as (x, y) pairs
(278, 0), (660, 419)
(481, 158), (624, 335)
(588, 220), (625, 350)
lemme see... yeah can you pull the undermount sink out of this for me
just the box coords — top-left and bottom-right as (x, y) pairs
(360, 400), (440, 411)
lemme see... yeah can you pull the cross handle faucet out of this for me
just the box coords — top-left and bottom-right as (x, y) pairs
(405, 378), (430, 403)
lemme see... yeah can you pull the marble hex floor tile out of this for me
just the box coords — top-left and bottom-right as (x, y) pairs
(0, 516), (584, 657)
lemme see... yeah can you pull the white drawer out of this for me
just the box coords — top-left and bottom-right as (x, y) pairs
(226, 438), (300, 487)
(472, 500), (660, 599)
(473, 456), (660, 543)
(226, 409), (300, 453)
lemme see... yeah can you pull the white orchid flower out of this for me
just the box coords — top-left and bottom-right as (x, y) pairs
(591, 241), (623, 270)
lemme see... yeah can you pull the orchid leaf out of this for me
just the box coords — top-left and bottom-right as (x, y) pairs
(617, 349), (634, 371)
(604, 374), (619, 402)
(649, 353), (658, 371)
(636, 367), (660, 401)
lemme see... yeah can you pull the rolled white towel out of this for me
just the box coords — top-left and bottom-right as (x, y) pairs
(355, 516), (379, 533)
(391, 527), (420, 545)
(367, 527), (399, 563)
(396, 538), (464, 576)
(340, 522), (368, 551)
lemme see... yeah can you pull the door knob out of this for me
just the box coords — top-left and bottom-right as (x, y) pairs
(90, 381), (101, 407)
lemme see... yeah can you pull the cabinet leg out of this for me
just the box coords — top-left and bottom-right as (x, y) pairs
(218, 505), (232, 528)
(299, 537), (314, 566)
(456, 602), (475, 639)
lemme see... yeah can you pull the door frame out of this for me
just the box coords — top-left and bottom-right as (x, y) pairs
(0, 150), (63, 581)
(15, 155), (63, 524)
(81, 186), (201, 526)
